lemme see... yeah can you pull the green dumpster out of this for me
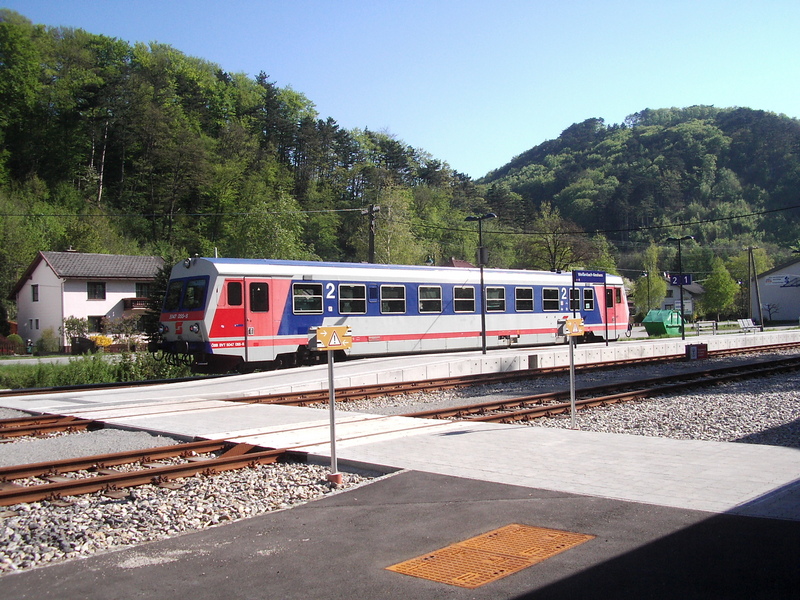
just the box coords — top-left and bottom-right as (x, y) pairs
(642, 309), (684, 337)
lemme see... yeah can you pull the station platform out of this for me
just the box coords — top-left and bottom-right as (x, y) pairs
(1, 331), (798, 521)
(2, 470), (798, 599)
(1, 331), (799, 597)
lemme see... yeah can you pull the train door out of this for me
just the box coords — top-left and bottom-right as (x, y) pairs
(605, 286), (621, 334)
(244, 278), (275, 362)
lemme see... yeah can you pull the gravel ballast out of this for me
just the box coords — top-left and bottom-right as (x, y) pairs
(1, 350), (798, 575)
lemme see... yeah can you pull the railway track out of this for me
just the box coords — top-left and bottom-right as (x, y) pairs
(228, 342), (800, 407)
(1, 344), (797, 506)
(0, 439), (294, 506)
(404, 355), (800, 423)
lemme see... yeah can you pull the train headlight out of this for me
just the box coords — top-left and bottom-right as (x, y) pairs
(189, 323), (200, 333)
(158, 323), (169, 334)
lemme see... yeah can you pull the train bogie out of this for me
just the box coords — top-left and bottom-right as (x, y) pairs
(152, 258), (630, 373)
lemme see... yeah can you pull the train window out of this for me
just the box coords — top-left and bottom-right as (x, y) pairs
(227, 281), (242, 306)
(606, 288), (614, 307)
(486, 287), (506, 312)
(164, 281), (183, 311)
(419, 286), (442, 313)
(515, 287), (534, 311)
(454, 286), (475, 312)
(183, 278), (208, 310)
(339, 284), (366, 314)
(583, 288), (595, 311)
(569, 288), (580, 311)
(381, 285), (406, 314)
(542, 288), (560, 311)
(292, 283), (323, 314)
(616, 288), (622, 303)
(249, 282), (269, 312)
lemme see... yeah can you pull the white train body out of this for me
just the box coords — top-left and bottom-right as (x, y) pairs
(155, 258), (630, 372)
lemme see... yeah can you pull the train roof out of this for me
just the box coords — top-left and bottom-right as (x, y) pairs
(171, 257), (624, 285)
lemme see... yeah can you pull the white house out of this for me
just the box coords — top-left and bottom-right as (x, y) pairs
(9, 251), (164, 347)
(659, 279), (704, 318)
(751, 257), (800, 324)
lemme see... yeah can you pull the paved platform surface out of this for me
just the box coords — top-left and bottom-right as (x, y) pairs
(2, 471), (798, 599)
(1, 332), (799, 596)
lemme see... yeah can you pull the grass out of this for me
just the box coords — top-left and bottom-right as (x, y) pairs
(0, 352), (194, 389)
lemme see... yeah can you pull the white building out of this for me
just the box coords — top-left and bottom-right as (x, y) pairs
(751, 257), (800, 324)
(9, 251), (163, 347)
(659, 280), (704, 318)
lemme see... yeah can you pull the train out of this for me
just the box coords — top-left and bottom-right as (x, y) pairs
(152, 257), (630, 373)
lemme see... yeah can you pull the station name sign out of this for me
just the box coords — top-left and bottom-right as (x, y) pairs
(573, 270), (606, 284)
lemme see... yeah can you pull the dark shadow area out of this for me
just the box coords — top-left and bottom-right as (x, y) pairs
(734, 416), (800, 447)
(515, 480), (800, 600)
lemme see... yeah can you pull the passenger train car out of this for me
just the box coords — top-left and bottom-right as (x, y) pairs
(153, 257), (630, 372)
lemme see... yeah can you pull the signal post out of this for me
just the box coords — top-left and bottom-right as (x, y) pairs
(308, 326), (353, 484)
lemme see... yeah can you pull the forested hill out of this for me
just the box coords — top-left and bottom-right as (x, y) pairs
(2, 8), (800, 317)
(480, 106), (800, 253)
(0, 10), (486, 305)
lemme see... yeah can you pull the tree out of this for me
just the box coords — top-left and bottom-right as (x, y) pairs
(518, 202), (595, 272)
(633, 243), (667, 315)
(699, 257), (738, 319)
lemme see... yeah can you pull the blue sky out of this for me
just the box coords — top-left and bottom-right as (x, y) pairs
(5, 1), (800, 179)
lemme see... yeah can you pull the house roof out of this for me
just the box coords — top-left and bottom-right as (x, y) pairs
(757, 256), (800, 279)
(9, 252), (164, 299)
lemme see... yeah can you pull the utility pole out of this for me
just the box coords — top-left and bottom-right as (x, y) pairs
(362, 204), (381, 263)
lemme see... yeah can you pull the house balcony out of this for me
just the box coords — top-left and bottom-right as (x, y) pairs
(123, 297), (150, 311)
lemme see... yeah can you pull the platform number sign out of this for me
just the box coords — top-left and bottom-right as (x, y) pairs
(669, 274), (692, 286)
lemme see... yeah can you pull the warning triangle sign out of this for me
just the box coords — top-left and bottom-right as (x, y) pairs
(329, 330), (341, 346)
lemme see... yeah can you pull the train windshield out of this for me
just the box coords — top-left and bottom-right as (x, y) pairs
(162, 277), (208, 312)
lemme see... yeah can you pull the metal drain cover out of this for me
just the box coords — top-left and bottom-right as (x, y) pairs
(386, 524), (594, 589)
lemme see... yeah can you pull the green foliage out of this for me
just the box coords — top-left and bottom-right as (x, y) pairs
(1, 8), (799, 306)
(34, 327), (60, 354)
(5, 333), (24, 353)
(61, 316), (89, 340)
(699, 257), (739, 319)
(0, 352), (194, 389)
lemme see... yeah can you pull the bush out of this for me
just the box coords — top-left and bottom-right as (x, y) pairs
(35, 328), (60, 355)
(89, 334), (113, 348)
(0, 351), (194, 389)
(6, 333), (24, 354)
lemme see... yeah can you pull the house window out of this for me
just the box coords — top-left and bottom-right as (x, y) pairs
(87, 282), (106, 300)
(31, 284), (39, 302)
(135, 282), (152, 298)
(293, 283), (323, 314)
(87, 316), (103, 333)
(486, 287), (506, 312)
(34, 319), (39, 330)
(380, 285), (406, 314)
(515, 287), (534, 311)
(454, 286), (475, 312)
(339, 284), (366, 314)
(419, 286), (442, 313)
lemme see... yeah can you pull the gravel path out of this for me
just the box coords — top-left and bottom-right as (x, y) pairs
(2, 350), (798, 575)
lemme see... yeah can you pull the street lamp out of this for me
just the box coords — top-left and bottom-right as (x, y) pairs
(666, 235), (694, 340)
(465, 212), (497, 354)
(641, 270), (651, 313)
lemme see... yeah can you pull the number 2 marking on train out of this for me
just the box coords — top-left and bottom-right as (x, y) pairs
(326, 283), (336, 299)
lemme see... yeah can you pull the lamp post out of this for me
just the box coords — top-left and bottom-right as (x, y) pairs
(641, 270), (651, 313)
(465, 212), (496, 354)
(666, 235), (694, 340)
